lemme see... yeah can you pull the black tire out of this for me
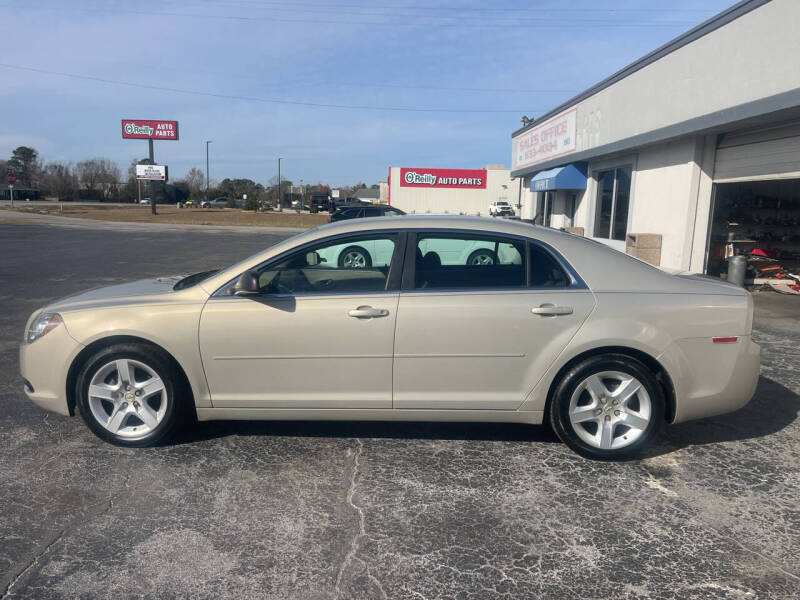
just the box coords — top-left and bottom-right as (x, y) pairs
(467, 248), (497, 266)
(549, 354), (664, 460)
(75, 343), (186, 447)
(338, 246), (372, 269)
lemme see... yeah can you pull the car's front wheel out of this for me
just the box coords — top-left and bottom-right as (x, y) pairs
(76, 343), (184, 447)
(549, 354), (664, 460)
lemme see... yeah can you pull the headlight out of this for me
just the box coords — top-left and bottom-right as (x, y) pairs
(26, 312), (63, 344)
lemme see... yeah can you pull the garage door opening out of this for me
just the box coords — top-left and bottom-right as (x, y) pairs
(707, 178), (800, 278)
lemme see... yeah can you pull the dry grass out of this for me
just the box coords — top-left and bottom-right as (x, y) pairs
(11, 204), (328, 229)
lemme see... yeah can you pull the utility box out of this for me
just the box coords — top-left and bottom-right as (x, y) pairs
(626, 233), (662, 266)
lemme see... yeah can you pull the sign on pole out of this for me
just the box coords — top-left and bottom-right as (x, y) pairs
(136, 164), (168, 181)
(121, 119), (179, 140)
(7, 171), (15, 185)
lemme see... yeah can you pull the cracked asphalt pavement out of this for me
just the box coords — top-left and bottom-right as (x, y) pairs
(1, 218), (799, 599)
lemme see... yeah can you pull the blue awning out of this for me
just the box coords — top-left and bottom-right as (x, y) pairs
(530, 162), (587, 192)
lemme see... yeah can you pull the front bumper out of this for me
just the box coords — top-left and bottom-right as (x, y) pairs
(19, 323), (83, 417)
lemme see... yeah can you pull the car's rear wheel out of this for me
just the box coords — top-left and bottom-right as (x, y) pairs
(549, 354), (664, 460)
(338, 246), (371, 269)
(76, 343), (184, 447)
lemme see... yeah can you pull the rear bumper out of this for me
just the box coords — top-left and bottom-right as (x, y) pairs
(664, 336), (761, 424)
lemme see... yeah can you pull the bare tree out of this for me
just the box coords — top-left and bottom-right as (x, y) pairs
(184, 167), (204, 198)
(76, 158), (121, 201)
(41, 162), (79, 201)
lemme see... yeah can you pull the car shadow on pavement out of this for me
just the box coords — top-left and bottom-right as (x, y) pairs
(173, 418), (561, 446)
(172, 375), (798, 452)
(646, 375), (800, 457)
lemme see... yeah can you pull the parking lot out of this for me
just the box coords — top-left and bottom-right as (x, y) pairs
(1, 216), (798, 599)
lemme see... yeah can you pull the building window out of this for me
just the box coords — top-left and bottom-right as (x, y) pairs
(594, 167), (631, 241)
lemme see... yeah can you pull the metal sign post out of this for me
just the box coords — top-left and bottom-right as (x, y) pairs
(6, 170), (15, 207)
(148, 139), (156, 215)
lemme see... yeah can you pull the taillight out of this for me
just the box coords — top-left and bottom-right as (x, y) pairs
(713, 337), (739, 344)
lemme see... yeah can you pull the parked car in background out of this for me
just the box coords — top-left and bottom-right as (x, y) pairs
(291, 199), (311, 211)
(329, 204), (405, 222)
(139, 198), (151, 205)
(315, 230), (521, 270)
(201, 197), (230, 208)
(309, 192), (332, 212)
(331, 197), (367, 211)
(489, 201), (515, 217)
(20, 215), (760, 459)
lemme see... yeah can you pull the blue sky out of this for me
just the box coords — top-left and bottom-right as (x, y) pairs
(0, 0), (734, 186)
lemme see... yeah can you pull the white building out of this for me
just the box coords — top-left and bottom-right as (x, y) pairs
(387, 165), (521, 217)
(511, 0), (800, 276)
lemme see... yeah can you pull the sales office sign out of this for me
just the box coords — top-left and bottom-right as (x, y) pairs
(513, 108), (577, 170)
(400, 167), (487, 189)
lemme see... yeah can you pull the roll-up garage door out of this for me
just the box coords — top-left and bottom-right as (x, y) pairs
(714, 121), (800, 183)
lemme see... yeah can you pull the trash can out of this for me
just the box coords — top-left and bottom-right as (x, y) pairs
(727, 255), (747, 287)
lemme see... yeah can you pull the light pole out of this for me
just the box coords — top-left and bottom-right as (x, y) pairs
(205, 140), (213, 205)
(277, 157), (282, 212)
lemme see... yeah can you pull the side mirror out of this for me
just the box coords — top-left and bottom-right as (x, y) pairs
(306, 251), (325, 266)
(233, 270), (260, 296)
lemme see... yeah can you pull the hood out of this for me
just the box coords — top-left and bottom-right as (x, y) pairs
(45, 275), (198, 313)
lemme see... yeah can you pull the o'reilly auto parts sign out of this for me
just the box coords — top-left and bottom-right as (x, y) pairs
(400, 167), (487, 189)
(121, 119), (179, 140)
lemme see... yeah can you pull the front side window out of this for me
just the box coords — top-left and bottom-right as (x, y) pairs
(594, 166), (631, 241)
(249, 234), (397, 295)
(414, 234), (525, 289)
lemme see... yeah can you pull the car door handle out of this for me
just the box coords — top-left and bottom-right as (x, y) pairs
(348, 306), (390, 319)
(531, 304), (573, 316)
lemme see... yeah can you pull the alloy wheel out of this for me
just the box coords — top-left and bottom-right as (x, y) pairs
(568, 370), (652, 450)
(87, 358), (168, 441)
(341, 250), (367, 269)
(469, 252), (495, 266)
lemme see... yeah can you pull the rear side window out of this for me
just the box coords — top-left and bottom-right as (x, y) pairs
(414, 234), (525, 289)
(529, 244), (570, 287)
